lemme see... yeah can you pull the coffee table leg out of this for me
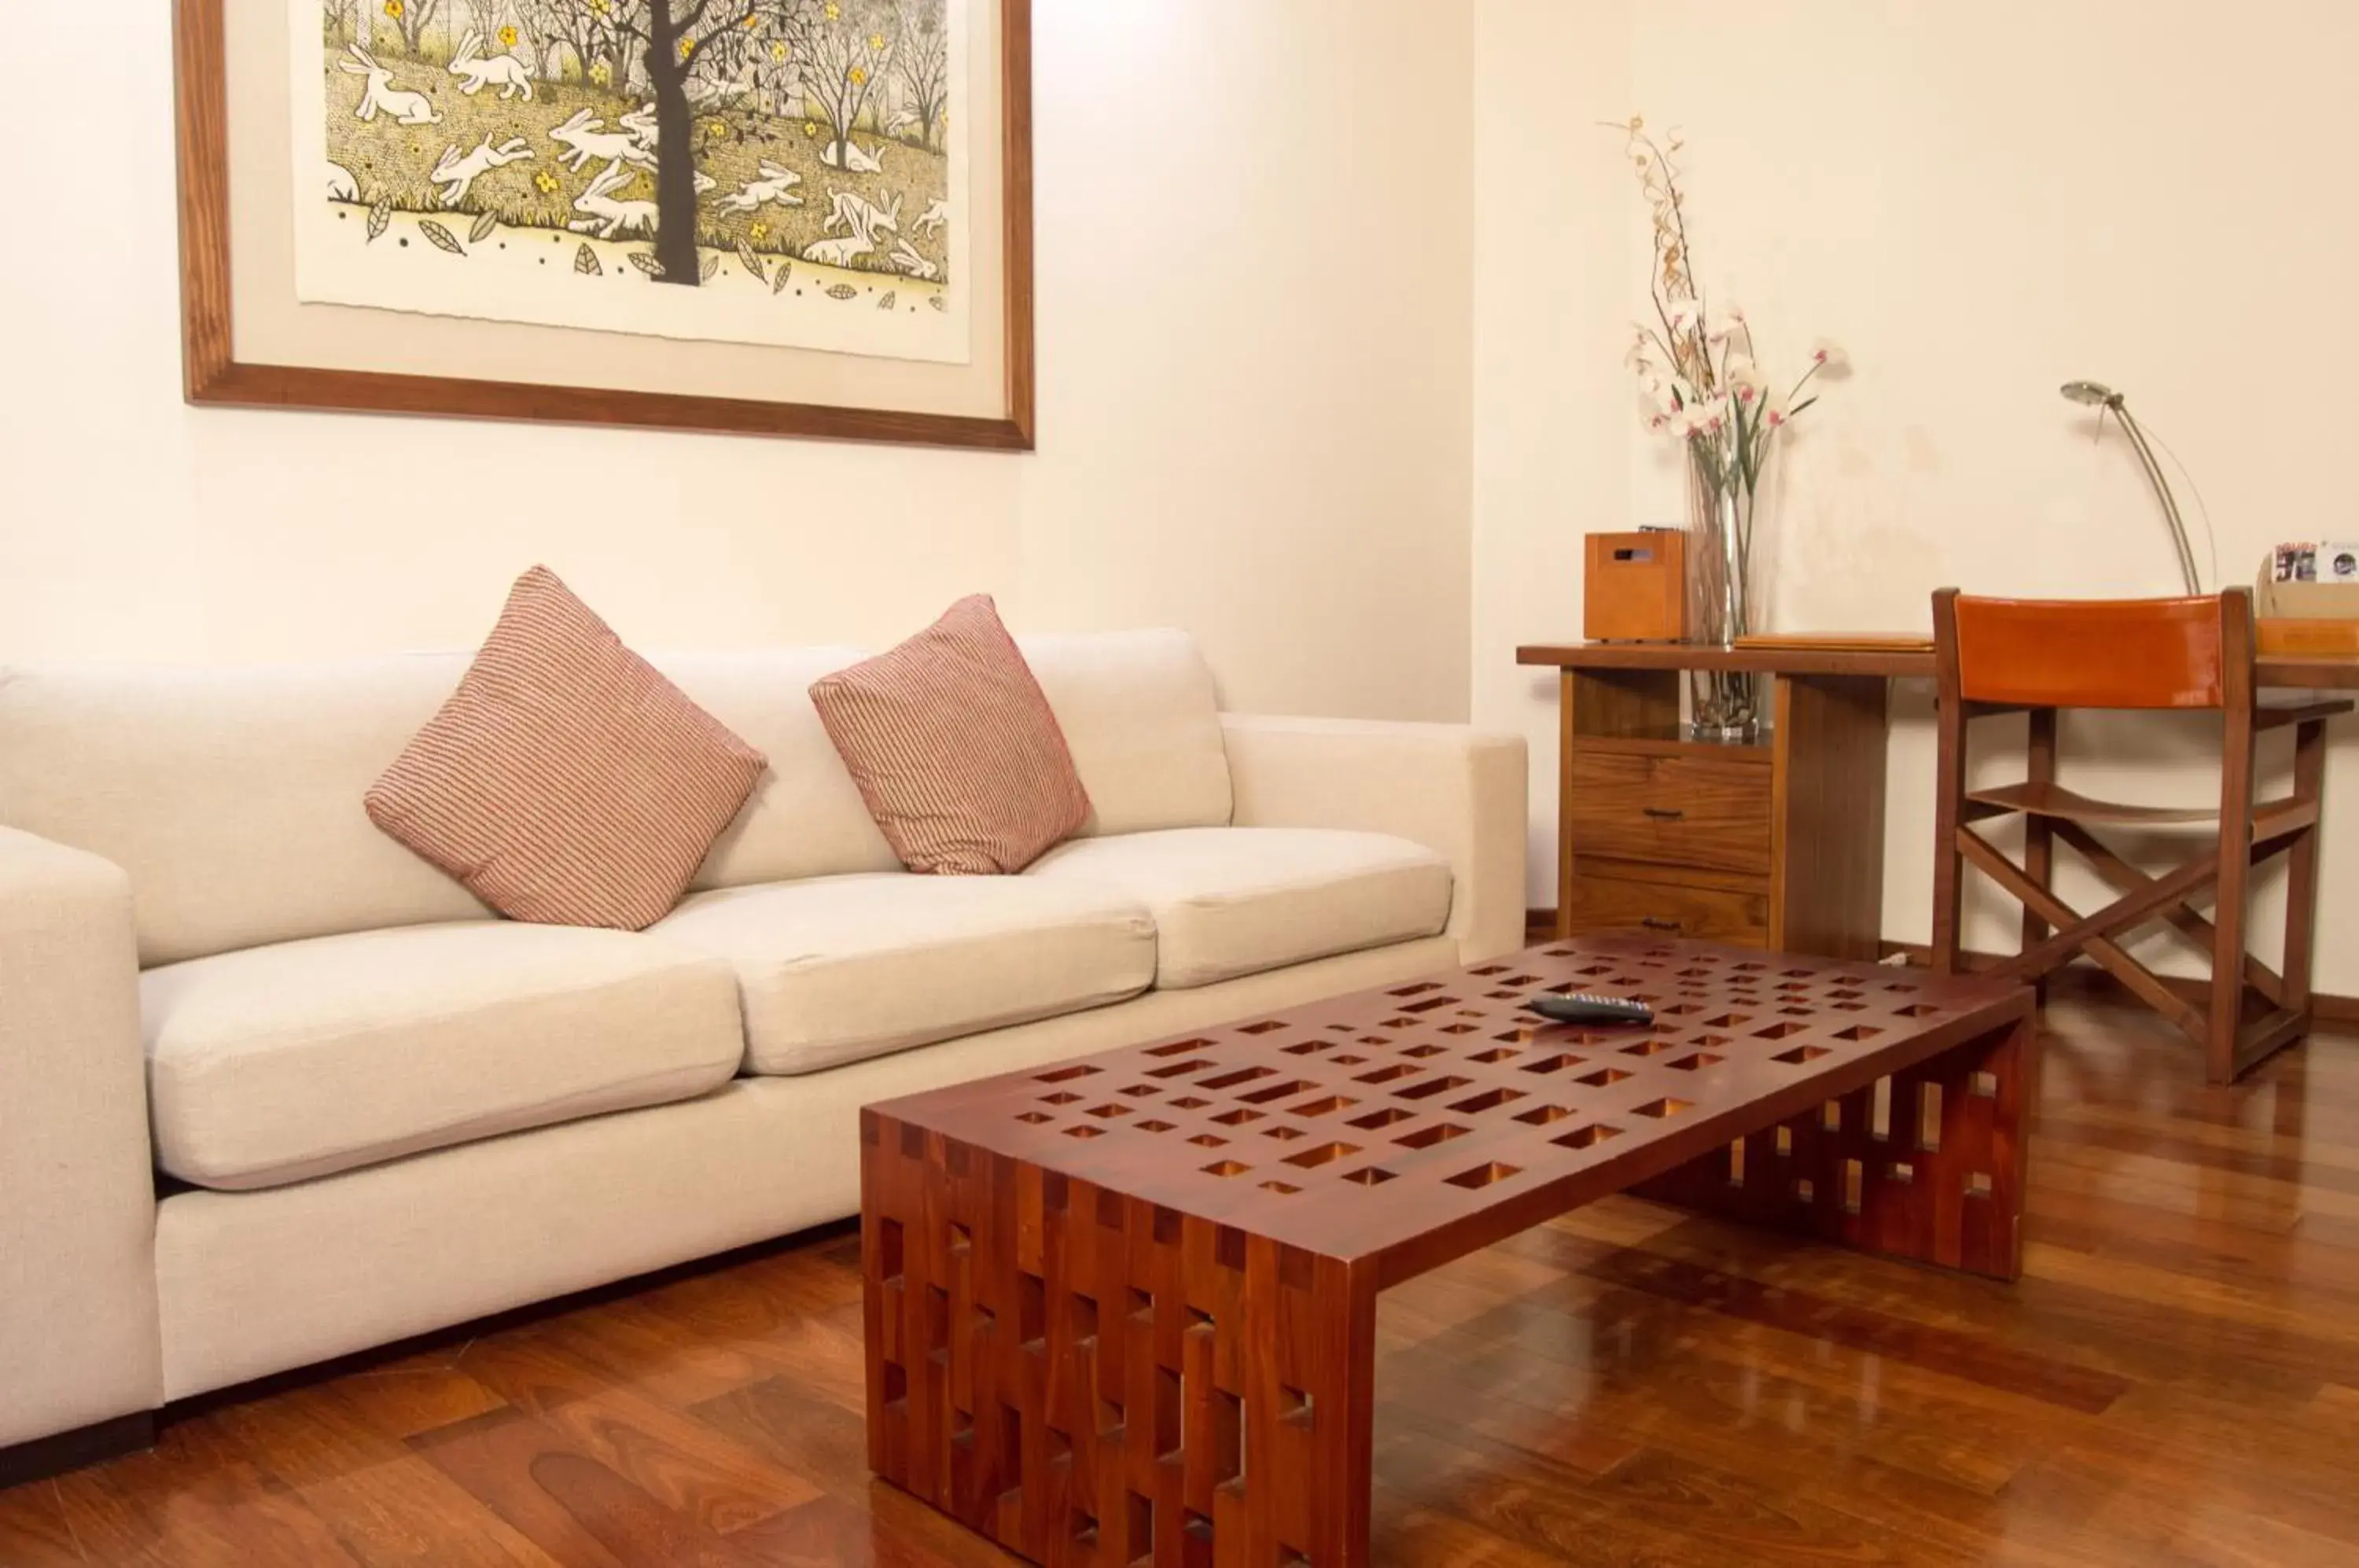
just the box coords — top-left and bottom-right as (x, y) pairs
(1287, 1254), (1379, 1568)
(1635, 1013), (2037, 1280)
(864, 1111), (1383, 1566)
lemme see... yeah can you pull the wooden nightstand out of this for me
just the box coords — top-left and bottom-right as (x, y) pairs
(1553, 663), (1890, 961)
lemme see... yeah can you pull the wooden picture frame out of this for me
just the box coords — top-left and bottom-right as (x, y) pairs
(173, 0), (1035, 450)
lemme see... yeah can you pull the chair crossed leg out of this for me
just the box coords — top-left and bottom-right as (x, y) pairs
(1949, 796), (2319, 1082)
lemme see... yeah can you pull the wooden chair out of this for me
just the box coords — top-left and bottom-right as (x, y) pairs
(1930, 588), (2349, 1084)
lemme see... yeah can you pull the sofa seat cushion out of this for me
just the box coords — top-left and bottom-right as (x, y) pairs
(1025, 828), (1453, 989)
(142, 923), (744, 1191)
(651, 874), (1157, 1077)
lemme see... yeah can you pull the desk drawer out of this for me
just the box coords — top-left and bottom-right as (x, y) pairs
(1563, 874), (1768, 946)
(1565, 751), (1772, 877)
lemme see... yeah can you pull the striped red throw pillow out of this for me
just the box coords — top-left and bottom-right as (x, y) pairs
(811, 595), (1091, 874)
(366, 567), (767, 930)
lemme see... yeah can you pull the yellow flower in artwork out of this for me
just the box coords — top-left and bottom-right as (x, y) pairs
(868, 32), (886, 50)
(848, 65), (867, 86)
(749, 221), (770, 242)
(587, 0), (608, 10)
(803, 120), (819, 136)
(498, 24), (517, 46)
(770, 41), (789, 61)
(534, 169), (560, 193)
(382, 0), (402, 17)
(743, 13), (761, 28)
(588, 58), (613, 83)
(679, 37), (696, 59)
(824, 2), (841, 17)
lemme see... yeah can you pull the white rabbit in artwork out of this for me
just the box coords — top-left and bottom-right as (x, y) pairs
(883, 108), (921, 139)
(822, 190), (900, 241)
(447, 31), (535, 101)
(722, 163), (805, 213)
(914, 197), (949, 239)
(569, 158), (659, 241)
(801, 230), (874, 269)
(340, 44), (440, 126)
(605, 105), (710, 190)
(431, 134), (532, 208)
(549, 109), (657, 173)
(820, 136), (887, 174)
(326, 161), (361, 202)
(889, 237), (940, 282)
(805, 190), (899, 269)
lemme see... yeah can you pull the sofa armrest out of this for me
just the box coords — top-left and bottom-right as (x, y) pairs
(1220, 716), (1528, 963)
(0, 829), (161, 1449)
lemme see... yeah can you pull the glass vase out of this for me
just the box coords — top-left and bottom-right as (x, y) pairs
(1684, 447), (1764, 741)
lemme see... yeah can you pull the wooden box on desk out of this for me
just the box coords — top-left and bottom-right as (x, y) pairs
(1584, 532), (1687, 642)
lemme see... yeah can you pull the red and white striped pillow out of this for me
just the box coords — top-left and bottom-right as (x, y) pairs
(810, 595), (1091, 874)
(365, 566), (767, 930)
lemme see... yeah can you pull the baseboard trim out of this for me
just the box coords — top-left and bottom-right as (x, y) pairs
(1875, 940), (2359, 1025)
(1524, 908), (2359, 1025)
(0, 1410), (156, 1491)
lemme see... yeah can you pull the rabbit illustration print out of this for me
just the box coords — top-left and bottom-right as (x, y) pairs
(293, 0), (975, 365)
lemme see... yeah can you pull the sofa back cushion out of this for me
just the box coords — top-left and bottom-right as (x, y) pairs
(1019, 630), (1233, 837)
(666, 650), (901, 891)
(0, 658), (493, 967)
(0, 649), (896, 967)
(0, 630), (1229, 966)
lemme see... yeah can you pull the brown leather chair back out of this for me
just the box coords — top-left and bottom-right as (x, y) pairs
(1933, 589), (2253, 711)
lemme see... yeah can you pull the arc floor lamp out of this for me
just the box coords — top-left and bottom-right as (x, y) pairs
(2062, 379), (2203, 595)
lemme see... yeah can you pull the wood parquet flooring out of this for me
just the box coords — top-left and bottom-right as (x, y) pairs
(9, 999), (2359, 1565)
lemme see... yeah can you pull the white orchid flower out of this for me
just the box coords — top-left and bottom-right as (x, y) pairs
(1636, 381), (1673, 432)
(1706, 308), (1748, 344)
(1640, 377), (1683, 417)
(1810, 338), (1848, 370)
(1678, 397), (1730, 440)
(1724, 356), (1764, 401)
(1665, 297), (1706, 332)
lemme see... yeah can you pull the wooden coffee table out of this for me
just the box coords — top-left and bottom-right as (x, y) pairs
(860, 936), (2035, 1567)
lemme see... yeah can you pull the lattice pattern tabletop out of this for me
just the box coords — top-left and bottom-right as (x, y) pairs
(870, 937), (2033, 1282)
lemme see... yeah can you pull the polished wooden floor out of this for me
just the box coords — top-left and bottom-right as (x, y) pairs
(8, 997), (2359, 1566)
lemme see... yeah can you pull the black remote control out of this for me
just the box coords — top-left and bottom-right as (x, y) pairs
(1525, 992), (1655, 1027)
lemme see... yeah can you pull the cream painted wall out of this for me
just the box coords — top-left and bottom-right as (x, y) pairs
(0, 5), (1472, 727)
(1478, 0), (2359, 987)
(1471, 0), (1632, 907)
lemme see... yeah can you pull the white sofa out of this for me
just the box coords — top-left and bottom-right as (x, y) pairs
(0, 630), (1524, 1463)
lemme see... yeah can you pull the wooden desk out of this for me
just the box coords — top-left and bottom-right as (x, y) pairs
(1515, 642), (2359, 959)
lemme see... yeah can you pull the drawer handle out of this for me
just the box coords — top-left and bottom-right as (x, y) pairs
(1641, 917), (1682, 933)
(1642, 807), (1686, 822)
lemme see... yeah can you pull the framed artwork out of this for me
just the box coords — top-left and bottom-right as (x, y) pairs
(174, 0), (1034, 449)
